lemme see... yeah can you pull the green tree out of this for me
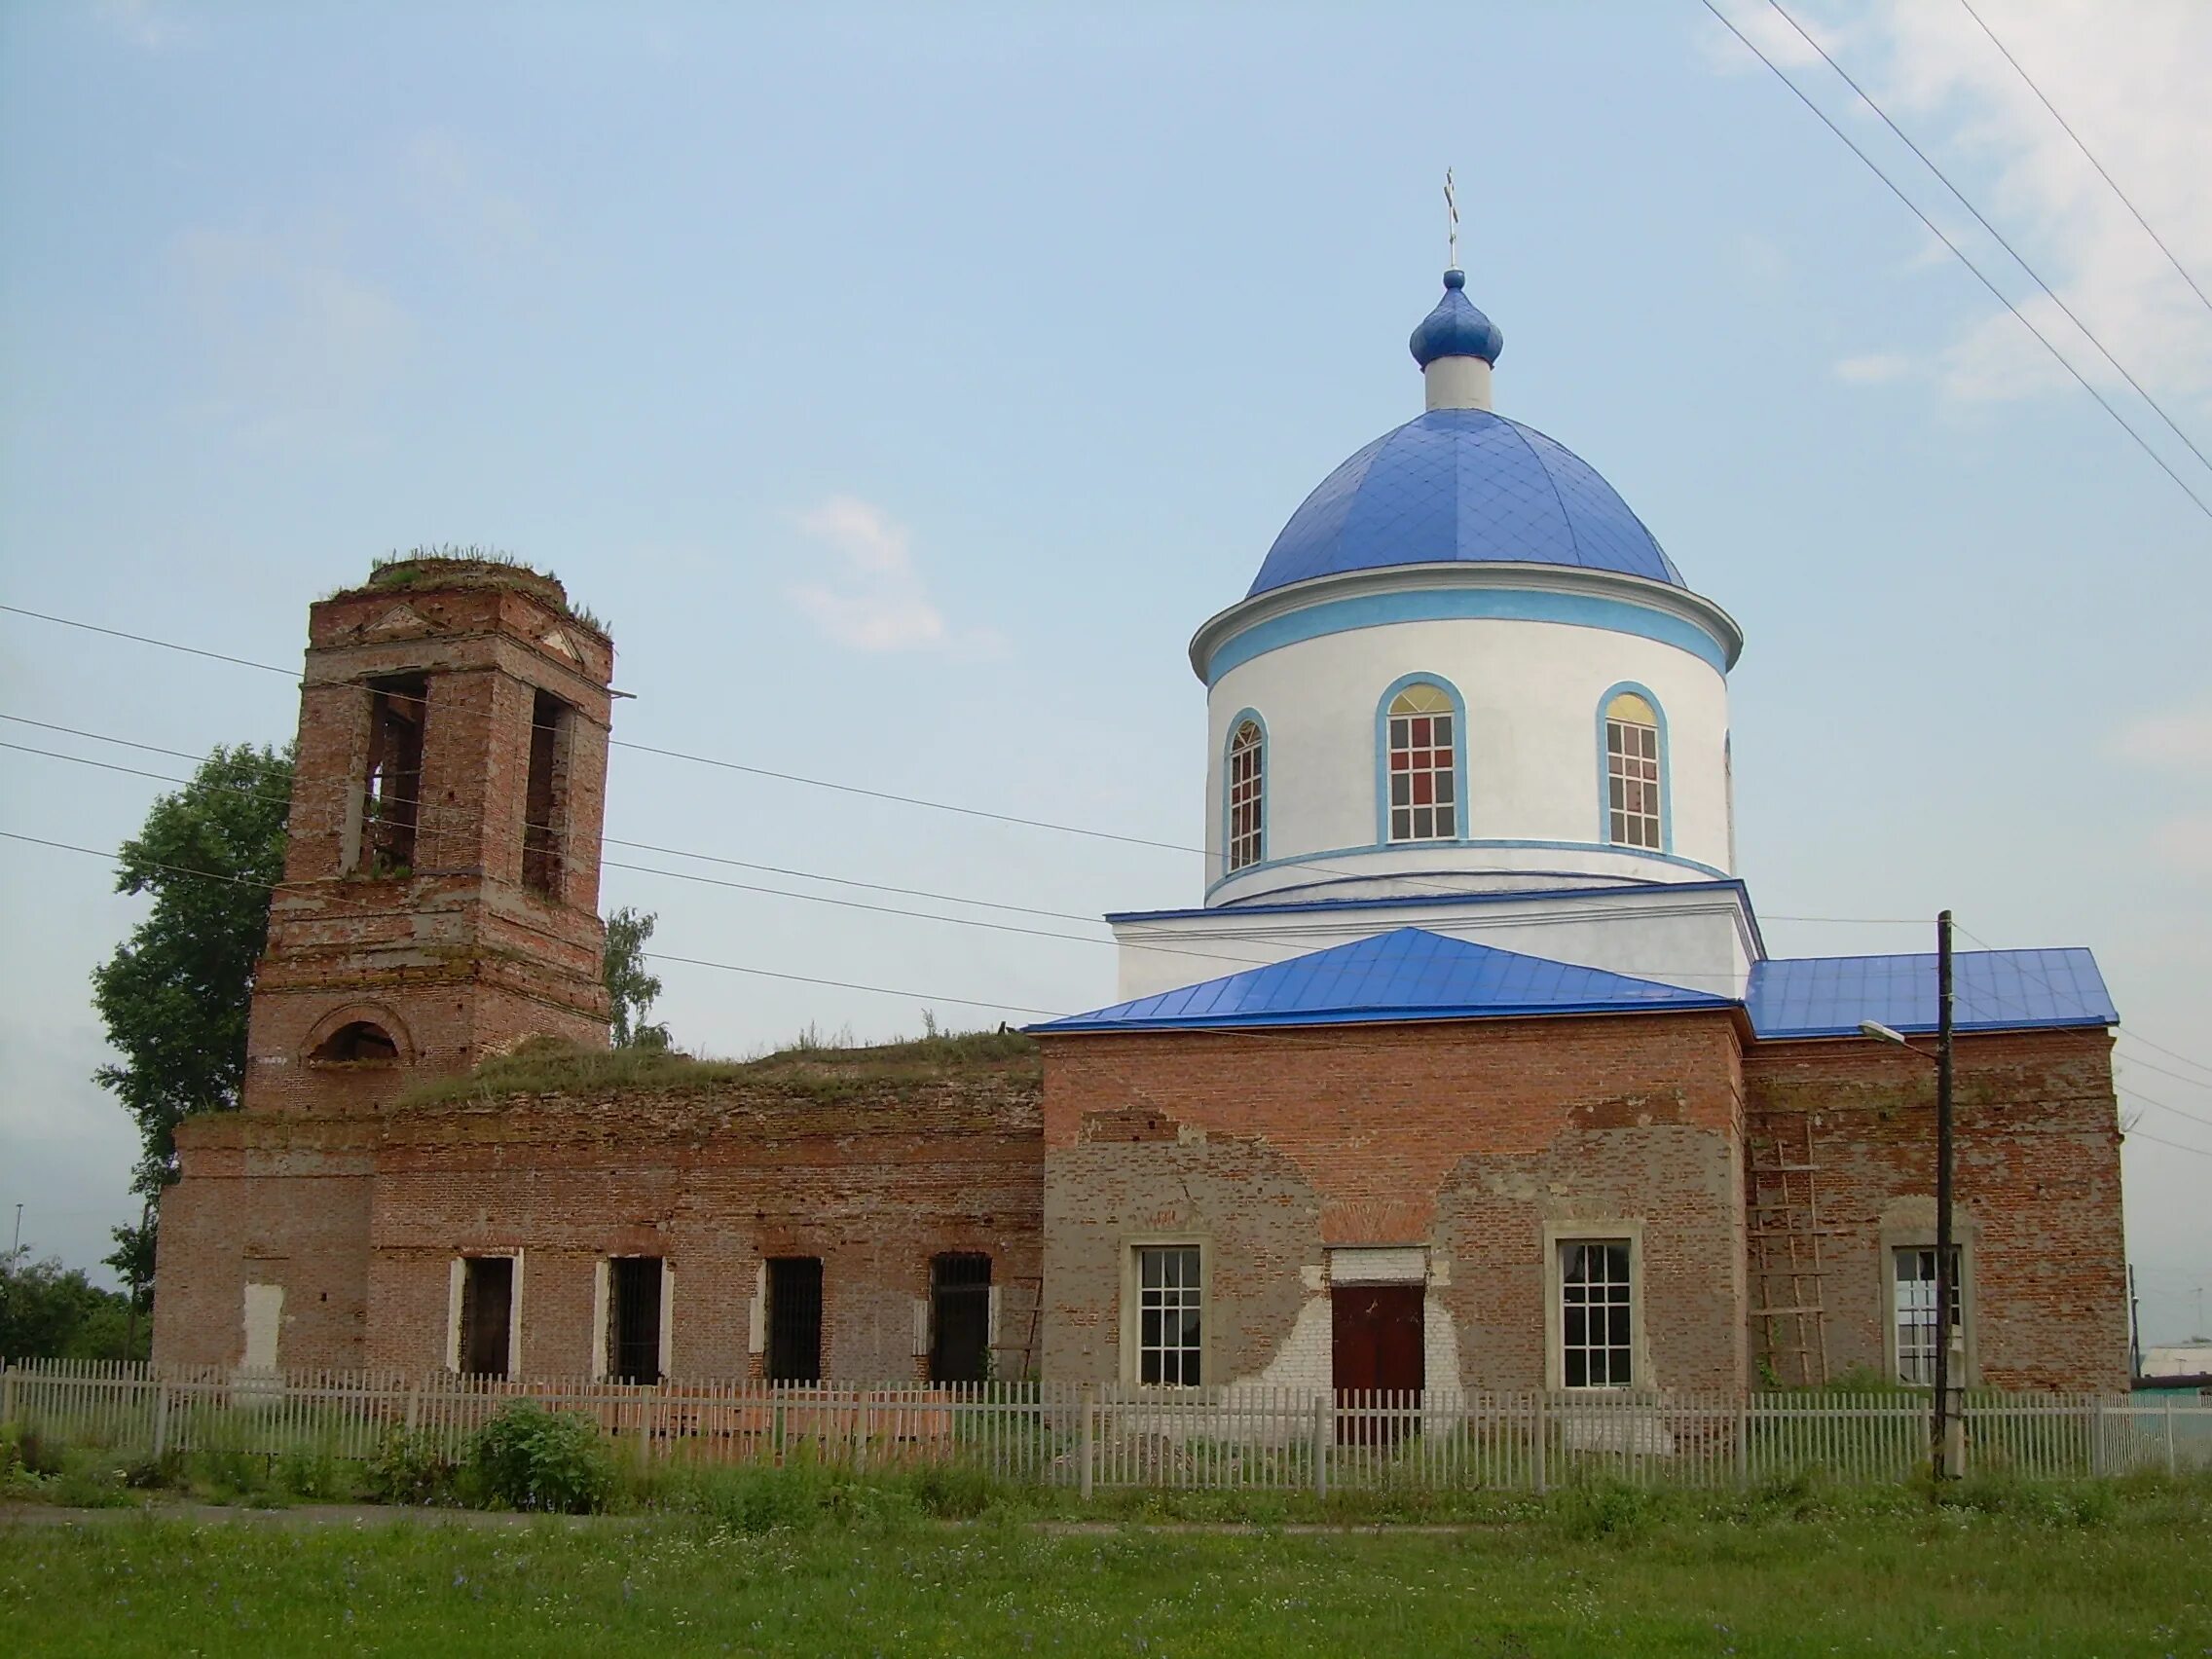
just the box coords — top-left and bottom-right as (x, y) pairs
(0, 1249), (147, 1361)
(91, 743), (294, 1199)
(603, 905), (671, 1049)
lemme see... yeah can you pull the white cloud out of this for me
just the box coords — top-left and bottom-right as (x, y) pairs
(93, 0), (186, 51)
(2115, 706), (2212, 769)
(1710, 1), (2212, 408)
(404, 131), (537, 264)
(172, 224), (415, 436)
(1834, 351), (1913, 385)
(788, 498), (999, 656)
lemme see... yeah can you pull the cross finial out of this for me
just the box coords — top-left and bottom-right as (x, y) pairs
(1444, 167), (1459, 270)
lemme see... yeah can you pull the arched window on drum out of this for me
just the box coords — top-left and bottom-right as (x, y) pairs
(1604, 691), (1663, 850)
(1226, 718), (1265, 873)
(1385, 683), (1456, 843)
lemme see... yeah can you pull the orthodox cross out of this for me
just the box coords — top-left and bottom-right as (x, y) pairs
(1445, 167), (1459, 270)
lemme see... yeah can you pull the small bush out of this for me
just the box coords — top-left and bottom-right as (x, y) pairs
(905, 1461), (999, 1521)
(1551, 1478), (1658, 1541)
(366, 1427), (455, 1506)
(276, 1444), (351, 1502)
(464, 1403), (614, 1515)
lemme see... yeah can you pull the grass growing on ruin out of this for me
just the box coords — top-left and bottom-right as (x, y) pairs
(392, 1028), (1040, 1108)
(6, 1477), (2210, 1658)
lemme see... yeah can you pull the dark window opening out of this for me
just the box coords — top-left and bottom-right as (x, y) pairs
(608, 1257), (664, 1384)
(458, 1257), (514, 1378)
(361, 676), (426, 873)
(522, 690), (571, 897)
(929, 1253), (992, 1383)
(311, 1020), (400, 1064)
(766, 1257), (824, 1383)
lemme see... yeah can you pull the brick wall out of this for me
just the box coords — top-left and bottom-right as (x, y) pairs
(1039, 1013), (1749, 1393)
(159, 1067), (1045, 1381)
(1743, 1029), (2128, 1393)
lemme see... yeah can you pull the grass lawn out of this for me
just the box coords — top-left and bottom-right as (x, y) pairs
(5, 1489), (2210, 1658)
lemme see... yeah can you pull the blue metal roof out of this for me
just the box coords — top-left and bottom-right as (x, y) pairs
(1031, 927), (1731, 1034)
(1247, 408), (1684, 598)
(1747, 949), (2116, 1040)
(1409, 270), (1503, 367)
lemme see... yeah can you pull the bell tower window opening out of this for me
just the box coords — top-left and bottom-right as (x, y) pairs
(1386, 683), (1456, 843)
(1226, 719), (1265, 873)
(522, 689), (571, 897)
(1605, 691), (1662, 851)
(360, 676), (426, 873)
(311, 1020), (399, 1065)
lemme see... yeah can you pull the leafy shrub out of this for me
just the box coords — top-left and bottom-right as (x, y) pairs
(905, 1460), (999, 1521)
(276, 1445), (350, 1502)
(366, 1427), (454, 1506)
(1551, 1478), (1657, 1541)
(464, 1403), (614, 1514)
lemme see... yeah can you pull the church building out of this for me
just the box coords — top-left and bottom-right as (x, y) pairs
(153, 269), (2130, 1397)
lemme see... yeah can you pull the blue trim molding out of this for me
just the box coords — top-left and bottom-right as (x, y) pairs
(1220, 707), (1268, 877)
(1595, 681), (1672, 856)
(1205, 585), (1731, 684)
(1373, 673), (1470, 849)
(1201, 837), (1729, 901)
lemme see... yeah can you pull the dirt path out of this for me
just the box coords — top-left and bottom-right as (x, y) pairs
(0, 1501), (1486, 1535)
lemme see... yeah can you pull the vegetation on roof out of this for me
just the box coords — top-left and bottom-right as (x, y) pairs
(393, 1027), (1040, 1109)
(336, 546), (610, 637)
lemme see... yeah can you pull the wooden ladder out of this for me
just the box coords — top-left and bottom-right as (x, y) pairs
(1748, 1112), (1833, 1386)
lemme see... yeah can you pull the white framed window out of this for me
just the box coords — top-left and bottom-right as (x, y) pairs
(1226, 719), (1265, 873)
(1134, 1245), (1203, 1386)
(1386, 683), (1456, 842)
(448, 1252), (522, 1379)
(1604, 691), (1661, 850)
(1893, 1246), (1963, 1387)
(1560, 1239), (1635, 1388)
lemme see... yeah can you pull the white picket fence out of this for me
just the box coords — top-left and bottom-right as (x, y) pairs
(4, 1359), (2206, 1494)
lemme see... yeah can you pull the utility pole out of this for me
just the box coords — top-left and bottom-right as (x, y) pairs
(2128, 1265), (2142, 1382)
(1933, 909), (1958, 1482)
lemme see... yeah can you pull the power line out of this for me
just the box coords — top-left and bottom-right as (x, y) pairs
(1698, 0), (2212, 522)
(1764, 0), (2212, 477)
(0, 828), (1065, 1019)
(0, 606), (1965, 931)
(1956, 0), (2212, 324)
(2122, 1127), (2212, 1163)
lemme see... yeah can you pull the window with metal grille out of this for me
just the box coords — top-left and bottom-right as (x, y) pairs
(1226, 719), (1265, 873)
(608, 1256), (663, 1384)
(1135, 1245), (1202, 1386)
(1386, 684), (1456, 842)
(1894, 1246), (1962, 1386)
(766, 1257), (824, 1383)
(457, 1256), (513, 1379)
(522, 689), (571, 897)
(929, 1252), (992, 1383)
(1604, 691), (1661, 850)
(360, 676), (426, 872)
(1560, 1240), (1633, 1388)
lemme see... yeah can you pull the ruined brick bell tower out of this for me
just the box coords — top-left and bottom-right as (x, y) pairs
(244, 555), (615, 1113)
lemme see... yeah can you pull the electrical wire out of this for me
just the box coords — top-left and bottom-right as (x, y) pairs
(1698, 0), (2212, 522)
(1764, 0), (2212, 477)
(0, 608), (1963, 932)
(1956, 0), (2212, 325)
(0, 828), (1066, 1018)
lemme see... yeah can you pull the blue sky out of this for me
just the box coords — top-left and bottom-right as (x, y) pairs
(2, 1), (2207, 1344)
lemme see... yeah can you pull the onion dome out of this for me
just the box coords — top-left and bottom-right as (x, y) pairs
(1408, 270), (1503, 367)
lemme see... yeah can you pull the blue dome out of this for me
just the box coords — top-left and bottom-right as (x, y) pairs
(1247, 408), (1684, 598)
(1409, 270), (1502, 367)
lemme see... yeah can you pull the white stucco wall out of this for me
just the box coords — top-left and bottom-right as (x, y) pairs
(1111, 881), (1758, 1003)
(1203, 611), (1731, 903)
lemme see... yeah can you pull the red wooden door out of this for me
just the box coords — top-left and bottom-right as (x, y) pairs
(1331, 1284), (1424, 1443)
